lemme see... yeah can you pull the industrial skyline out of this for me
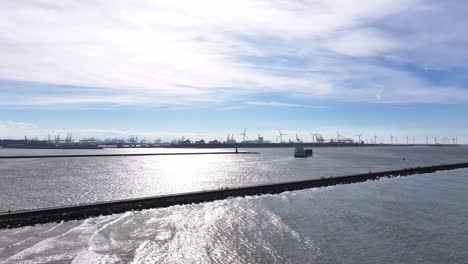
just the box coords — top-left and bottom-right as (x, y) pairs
(0, 130), (461, 146)
(1, 1), (468, 144)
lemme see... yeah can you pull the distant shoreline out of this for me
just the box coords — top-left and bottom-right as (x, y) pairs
(0, 143), (460, 150)
(149, 143), (460, 149)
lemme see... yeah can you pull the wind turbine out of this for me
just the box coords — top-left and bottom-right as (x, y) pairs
(238, 129), (248, 142)
(373, 133), (378, 144)
(278, 130), (286, 143)
(405, 136), (409, 145)
(426, 136), (429, 145)
(309, 132), (316, 143)
(390, 134), (393, 145)
(354, 132), (364, 144)
(412, 136), (415, 145)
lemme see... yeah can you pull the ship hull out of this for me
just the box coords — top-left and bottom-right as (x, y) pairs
(294, 154), (312, 158)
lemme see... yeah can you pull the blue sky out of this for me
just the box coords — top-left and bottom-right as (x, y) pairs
(0, 0), (467, 143)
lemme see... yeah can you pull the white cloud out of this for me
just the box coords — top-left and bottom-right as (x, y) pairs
(1, 0), (349, 99)
(375, 86), (384, 101)
(246, 101), (320, 108)
(326, 28), (397, 57)
(0, 121), (41, 139)
(0, 96), (143, 106)
(0, 0), (467, 106)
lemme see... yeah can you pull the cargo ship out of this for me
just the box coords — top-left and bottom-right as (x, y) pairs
(294, 143), (313, 158)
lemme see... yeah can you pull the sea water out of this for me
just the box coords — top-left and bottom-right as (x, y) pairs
(0, 146), (467, 263)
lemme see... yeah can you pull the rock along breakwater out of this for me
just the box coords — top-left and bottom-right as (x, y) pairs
(1, 162), (467, 229)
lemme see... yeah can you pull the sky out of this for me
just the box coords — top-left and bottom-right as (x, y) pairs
(0, 0), (467, 143)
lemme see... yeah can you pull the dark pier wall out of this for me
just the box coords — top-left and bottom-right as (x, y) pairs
(1, 162), (467, 229)
(0, 151), (259, 159)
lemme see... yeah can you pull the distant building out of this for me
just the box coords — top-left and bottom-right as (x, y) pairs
(179, 139), (191, 145)
(195, 139), (206, 144)
(209, 139), (220, 144)
(330, 138), (354, 144)
(225, 134), (236, 144)
(242, 134), (267, 144)
(257, 134), (264, 143)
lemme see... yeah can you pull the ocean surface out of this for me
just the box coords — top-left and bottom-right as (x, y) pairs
(0, 146), (467, 263)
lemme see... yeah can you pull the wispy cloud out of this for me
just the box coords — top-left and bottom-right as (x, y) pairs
(0, 0), (468, 106)
(326, 28), (398, 57)
(246, 101), (318, 108)
(0, 96), (143, 106)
